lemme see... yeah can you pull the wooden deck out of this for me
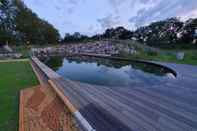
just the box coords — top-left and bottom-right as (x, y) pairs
(51, 77), (197, 131)
(32, 57), (197, 131)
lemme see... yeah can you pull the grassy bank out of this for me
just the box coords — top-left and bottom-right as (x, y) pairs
(120, 50), (197, 65)
(110, 40), (197, 65)
(0, 61), (38, 131)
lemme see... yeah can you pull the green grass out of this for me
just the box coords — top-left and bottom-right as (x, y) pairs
(0, 61), (38, 131)
(112, 40), (197, 65)
(125, 50), (197, 65)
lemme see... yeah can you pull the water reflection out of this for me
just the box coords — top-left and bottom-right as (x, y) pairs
(42, 56), (171, 87)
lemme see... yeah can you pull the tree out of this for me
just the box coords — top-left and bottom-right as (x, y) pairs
(115, 27), (133, 39)
(103, 28), (114, 38)
(62, 32), (89, 43)
(15, 1), (60, 45)
(0, 0), (60, 45)
(0, 0), (17, 45)
(180, 18), (197, 44)
(102, 26), (133, 40)
(134, 17), (185, 48)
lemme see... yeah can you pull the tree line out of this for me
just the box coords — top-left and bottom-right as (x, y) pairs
(62, 18), (197, 49)
(0, 0), (60, 45)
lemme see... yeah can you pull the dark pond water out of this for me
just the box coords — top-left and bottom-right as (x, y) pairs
(42, 56), (173, 87)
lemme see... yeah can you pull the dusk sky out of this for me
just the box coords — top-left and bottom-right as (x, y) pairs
(23, 0), (197, 37)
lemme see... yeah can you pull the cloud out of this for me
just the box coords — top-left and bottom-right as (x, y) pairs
(108, 0), (128, 8)
(107, 0), (133, 14)
(23, 0), (197, 36)
(180, 9), (197, 21)
(97, 15), (120, 29)
(68, 0), (78, 5)
(139, 0), (155, 4)
(129, 0), (197, 27)
(54, 0), (84, 14)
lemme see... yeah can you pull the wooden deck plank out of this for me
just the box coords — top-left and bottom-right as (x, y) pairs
(80, 82), (194, 131)
(131, 87), (197, 115)
(54, 78), (152, 131)
(80, 84), (160, 131)
(54, 79), (139, 131)
(148, 86), (197, 106)
(54, 78), (184, 131)
(110, 86), (197, 122)
(62, 78), (195, 129)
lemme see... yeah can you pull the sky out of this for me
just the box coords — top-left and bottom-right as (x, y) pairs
(23, 0), (197, 37)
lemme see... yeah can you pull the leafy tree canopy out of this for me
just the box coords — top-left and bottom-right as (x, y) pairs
(0, 0), (60, 45)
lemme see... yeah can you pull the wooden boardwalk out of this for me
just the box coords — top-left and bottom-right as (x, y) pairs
(32, 57), (197, 131)
(51, 77), (197, 131)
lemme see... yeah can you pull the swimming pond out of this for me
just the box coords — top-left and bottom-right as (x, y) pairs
(43, 56), (175, 87)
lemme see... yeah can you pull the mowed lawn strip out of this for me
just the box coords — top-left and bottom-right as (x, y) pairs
(0, 61), (38, 131)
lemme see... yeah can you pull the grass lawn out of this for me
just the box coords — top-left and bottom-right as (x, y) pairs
(123, 50), (197, 65)
(113, 40), (197, 65)
(0, 61), (38, 131)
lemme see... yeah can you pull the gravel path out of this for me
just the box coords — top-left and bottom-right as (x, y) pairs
(20, 85), (78, 131)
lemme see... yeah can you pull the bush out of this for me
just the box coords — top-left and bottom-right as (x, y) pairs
(146, 50), (158, 56)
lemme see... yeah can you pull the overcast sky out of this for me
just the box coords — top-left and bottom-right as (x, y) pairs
(23, 0), (197, 37)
